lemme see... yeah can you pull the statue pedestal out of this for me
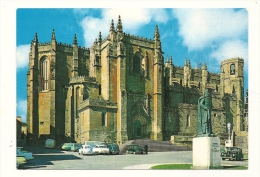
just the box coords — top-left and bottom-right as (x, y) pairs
(192, 137), (222, 169)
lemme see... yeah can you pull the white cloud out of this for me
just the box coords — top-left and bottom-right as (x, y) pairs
(172, 9), (248, 51)
(17, 99), (27, 122)
(16, 44), (30, 69)
(80, 9), (169, 47)
(210, 40), (248, 71)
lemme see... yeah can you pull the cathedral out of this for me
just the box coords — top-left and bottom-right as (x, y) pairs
(26, 16), (247, 146)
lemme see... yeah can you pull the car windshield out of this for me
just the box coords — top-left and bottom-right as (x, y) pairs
(64, 143), (73, 146)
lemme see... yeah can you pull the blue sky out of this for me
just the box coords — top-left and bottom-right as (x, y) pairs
(16, 8), (249, 123)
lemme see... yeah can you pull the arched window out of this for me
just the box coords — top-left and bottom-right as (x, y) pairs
(186, 115), (190, 127)
(230, 64), (235, 75)
(40, 56), (49, 91)
(102, 112), (107, 126)
(98, 84), (101, 95)
(133, 55), (141, 74)
(76, 87), (80, 118)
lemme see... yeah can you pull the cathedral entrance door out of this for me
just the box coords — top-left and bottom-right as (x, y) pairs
(133, 120), (142, 139)
(134, 120), (142, 138)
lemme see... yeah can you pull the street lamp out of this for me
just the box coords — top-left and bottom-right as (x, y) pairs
(227, 122), (231, 142)
(225, 122), (233, 147)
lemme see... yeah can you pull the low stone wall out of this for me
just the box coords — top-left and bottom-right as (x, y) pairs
(171, 134), (248, 158)
(170, 135), (194, 148)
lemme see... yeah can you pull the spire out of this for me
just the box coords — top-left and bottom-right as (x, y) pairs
(166, 55), (169, 63)
(184, 58), (187, 66)
(34, 33), (38, 42)
(110, 19), (115, 31)
(98, 31), (102, 44)
(170, 56), (173, 64)
(73, 34), (78, 45)
(116, 15), (123, 32)
(154, 25), (160, 41)
(51, 29), (56, 40)
(202, 63), (207, 70)
(154, 25), (161, 50)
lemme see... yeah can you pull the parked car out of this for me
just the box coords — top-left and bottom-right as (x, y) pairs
(61, 143), (73, 151)
(108, 143), (120, 155)
(92, 145), (110, 155)
(16, 156), (27, 167)
(78, 145), (93, 155)
(70, 143), (82, 152)
(221, 147), (243, 161)
(84, 141), (100, 147)
(17, 147), (34, 160)
(45, 139), (56, 149)
(126, 144), (144, 154)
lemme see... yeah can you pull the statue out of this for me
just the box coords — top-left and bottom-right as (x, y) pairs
(197, 88), (214, 137)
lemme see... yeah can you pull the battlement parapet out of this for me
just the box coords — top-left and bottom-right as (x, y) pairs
(124, 33), (153, 43)
(78, 46), (90, 50)
(38, 42), (51, 46)
(221, 57), (244, 65)
(178, 103), (198, 109)
(79, 98), (117, 111)
(70, 75), (97, 84)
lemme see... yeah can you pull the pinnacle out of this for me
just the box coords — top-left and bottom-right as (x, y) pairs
(110, 19), (115, 31)
(116, 15), (123, 32)
(52, 29), (56, 40)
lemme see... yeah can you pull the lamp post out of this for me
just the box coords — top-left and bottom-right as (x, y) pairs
(225, 122), (233, 147)
(227, 122), (231, 142)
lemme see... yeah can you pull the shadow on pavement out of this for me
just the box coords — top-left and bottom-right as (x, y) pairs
(17, 148), (82, 170)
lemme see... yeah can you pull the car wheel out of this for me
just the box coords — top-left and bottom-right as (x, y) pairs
(222, 158), (225, 160)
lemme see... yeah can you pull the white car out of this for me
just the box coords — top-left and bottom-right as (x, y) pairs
(92, 145), (110, 155)
(17, 147), (34, 160)
(78, 145), (93, 155)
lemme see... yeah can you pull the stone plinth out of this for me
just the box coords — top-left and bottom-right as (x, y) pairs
(192, 137), (222, 169)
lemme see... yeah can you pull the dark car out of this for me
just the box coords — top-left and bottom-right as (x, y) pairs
(71, 143), (82, 152)
(108, 143), (120, 155)
(61, 143), (74, 151)
(126, 144), (144, 154)
(221, 147), (243, 161)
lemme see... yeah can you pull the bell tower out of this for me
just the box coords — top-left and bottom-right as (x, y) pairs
(220, 57), (244, 132)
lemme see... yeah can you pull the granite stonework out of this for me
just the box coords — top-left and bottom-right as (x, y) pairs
(192, 137), (222, 169)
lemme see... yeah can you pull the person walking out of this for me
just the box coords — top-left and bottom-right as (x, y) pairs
(144, 144), (148, 154)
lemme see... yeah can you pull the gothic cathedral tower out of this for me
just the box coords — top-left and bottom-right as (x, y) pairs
(220, 58), (244, 133)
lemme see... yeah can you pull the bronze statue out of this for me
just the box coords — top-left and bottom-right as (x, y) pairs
(197, 88), (214, 137)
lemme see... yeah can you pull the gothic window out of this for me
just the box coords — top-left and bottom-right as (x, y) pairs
(102, 112), (107, 126)
(40, 56), (49, 91)
(133, 55), (141, 74)
(186, 115), (190, 127)
(98, 84), (101, 95)
(230, 64), (235, 75)
(76, 87), (80, 118)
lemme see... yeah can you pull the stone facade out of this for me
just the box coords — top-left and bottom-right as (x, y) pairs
(27, 16), (247, 146)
